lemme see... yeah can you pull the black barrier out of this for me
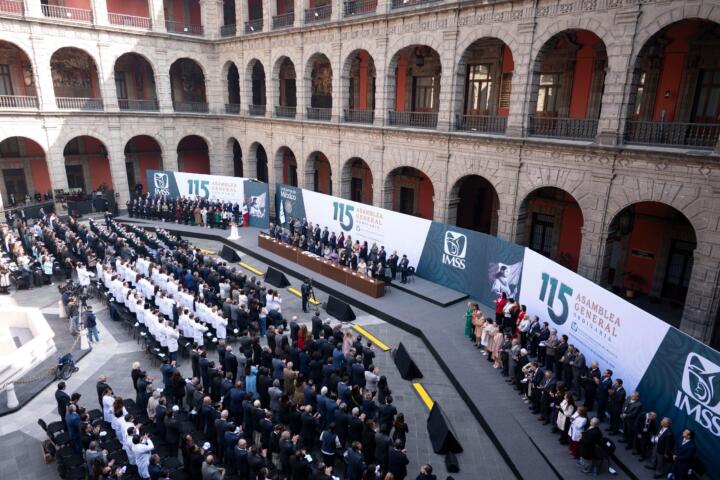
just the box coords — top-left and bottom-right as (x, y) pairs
(220, 245), (241, 263)
(427, 402), (463, 454)
(326, 295), (356, 322)
(265, 266), (291, 288)
(394, 342), (423, 380)
(445, 452), (460, 473)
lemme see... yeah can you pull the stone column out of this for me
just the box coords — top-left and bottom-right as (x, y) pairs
(156, 70), (175, 113)
(161, 124), (179, 171)
(236, 0), (247, 33)
(331, 42), (342, 123)
(25, 0), (42, 18)
(680, 249), (720, 344)
(436, 29), (458, 132)
(595, 7), (640, 145)
(29, 34), (58, 112)
(433, 154), (449, 222)
(105, 125), (131, 206)
(205, 53), (222, 114)
(375, 0), (390, 14)
(294, 0), (304, 27)
(576, 172), (613, 282)
(149, 0), (167, 33)
(96, 41), (119, 112)
(330, 0), (341, 21)
(91, 0), (109, 26)
(263, 0), (272, 33)
(44, 125), (69, 195)
(505, 21), (534, 137)
(201, 0), (222, 39)
(373, 36), (388, 127)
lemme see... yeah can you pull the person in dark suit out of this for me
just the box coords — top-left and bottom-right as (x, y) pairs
(55, 381), (71, 429)
(399, 255), (409, 283)
(646, 417), (674, 478)
(579, 417), (602, 474)
(633, 411), (657, 461)
(583, 361), (601, 410)
(388, 252), (398, 280)
(619, 390), (642, 447)
(608, 378), (627, 434)
(96, 375), (110, 410)
(387, 439), (409, 480)
(225, 347), (238, 383)
(343, 441), (366, 480)
(594, 369), (613, 423)
(538, 370), (558, 423)
(671, 429), (696, 480)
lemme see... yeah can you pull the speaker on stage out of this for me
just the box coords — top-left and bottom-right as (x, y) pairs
(220, 245), (241, 263)
(264, 266), (291, 288)
(427, 402), (463, 454)
(393, 342), (423, 380)
(326, 296), (356, 322)
(445, 452), (460, 473)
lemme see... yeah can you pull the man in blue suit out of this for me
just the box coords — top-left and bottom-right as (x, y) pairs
(671, 429), (696, 480)
(595, 369), (613, 423)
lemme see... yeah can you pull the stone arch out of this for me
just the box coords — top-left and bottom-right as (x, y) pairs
(600, 201), (698, 323)
(226, 137), (243, 177)
(62, 135), (114, 194)
(176, 135), (210, 174)
(386, 44), (443, 127)
(112, 51), (160, 81)
(447, 175), (500, 235)
(248, 141), (268, 182)
(531, 17), (614, 58)
(516, 186), (585, 271)
(340, 157), (373, 204)
(455, 27), (519, 61)
(246, 58), (267, 109)
(124, 135), (162, 193)
(341, 49), (377, 118)
(222, 60), (241, 108)
(384, 166), (435, 220)
(169, 57), (208, 107)
(305, 52), (333, 112)
(305, 151), (332, 194)
(275, 146), (298, 186)
(0, 136), (51, 205)
(273, 56), (297, 113)
(49, 47), (102, 100)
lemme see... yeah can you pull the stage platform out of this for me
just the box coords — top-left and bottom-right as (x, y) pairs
(114, 216), (645, 480)
(118, 217), (467, 307)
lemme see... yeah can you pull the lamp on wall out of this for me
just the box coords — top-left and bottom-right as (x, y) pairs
(664, 89), (671, 99)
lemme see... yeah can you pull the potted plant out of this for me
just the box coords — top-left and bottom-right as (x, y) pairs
(623, 272), (646, 299)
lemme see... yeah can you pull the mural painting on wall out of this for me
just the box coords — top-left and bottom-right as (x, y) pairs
(312, 61), (332, 96)
(51, 51), (93, 88)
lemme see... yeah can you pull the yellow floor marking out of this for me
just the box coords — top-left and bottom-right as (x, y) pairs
(352, 324), (391, 352)
(200, 248), (217, 255)
(413, 382), (434, 410)
(287, 287), (321, 305)
(239, 262), (265, 276)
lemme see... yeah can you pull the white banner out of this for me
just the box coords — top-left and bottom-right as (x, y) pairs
(300, 189), (432, 267)
(519, 248), (670, 393)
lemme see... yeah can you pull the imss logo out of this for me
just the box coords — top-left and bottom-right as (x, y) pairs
(674, 352), (720, 436)
(153, 172), (170, 195)
(442, 231), (467, 269)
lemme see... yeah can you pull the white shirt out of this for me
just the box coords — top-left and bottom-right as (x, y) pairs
(132, 438), (154, 478)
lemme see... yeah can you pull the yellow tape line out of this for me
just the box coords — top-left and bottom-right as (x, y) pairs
(287, 287), (321, 305)
(352, 325), (391, 352)
(239, 262), (265, 276)
(413, 383), (434, 410)
(200, 248), (217, 255)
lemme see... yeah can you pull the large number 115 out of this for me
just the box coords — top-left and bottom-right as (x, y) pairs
(187, 179), (210, 198)
(538, 272), (573, 325)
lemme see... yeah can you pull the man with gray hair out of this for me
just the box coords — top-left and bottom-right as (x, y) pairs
(579, 417), (602, 474)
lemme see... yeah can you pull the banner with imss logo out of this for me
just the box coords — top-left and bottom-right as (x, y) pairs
(146, 170), (269, 227)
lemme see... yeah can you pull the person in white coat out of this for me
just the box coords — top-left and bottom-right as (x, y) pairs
(132, 434), (154, 479)
(102, 390), (115, 423)
(166, 322), (180, 361)
(76, 263), (92, 287)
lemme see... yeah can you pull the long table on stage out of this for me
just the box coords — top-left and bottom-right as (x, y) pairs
(258, 234), (385, 298)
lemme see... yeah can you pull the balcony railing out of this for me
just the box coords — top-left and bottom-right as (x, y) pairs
(455, 114), (507, 134)
(42, 4), (92, 22)
(108, 12), (151, 29)
(0, 0), (24, 16)
(527, 115), (598, 140)
(245, 18), (263, 34)
(305, 5), (331, 23)
(307, 107), (332, 121)
(344, 109), (374, 124)
(388, 110), (438, 129)
(390, 0), (439, 8)
(625, 120), (720, 149)
(225, 103), (241, 114)
(56, 97), (103, 111)
(118, 99), (159, 111)
(173, 101), (209, 113)
(0, 95), (38, 109)
(248, 104), (266, 116)
(220, 24), (236, 37)
(272, 12), (295, 29)
(343, 0), (376, 17)
(275, 105), (297, 119)
(165, 20), (204, 36)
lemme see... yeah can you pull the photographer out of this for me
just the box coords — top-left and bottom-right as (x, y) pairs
(83, 305), (100, 344)
(300, 279), (314, 313)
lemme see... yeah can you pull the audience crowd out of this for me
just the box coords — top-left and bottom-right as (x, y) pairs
(7, 213), (440, 480)
(464, 296), (700, 479)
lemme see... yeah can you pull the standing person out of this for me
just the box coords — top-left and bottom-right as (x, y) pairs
(568, 406), (588, 460)
(300, 280), (312, 313)
(42, 255), (54, 285)
(84, 305), (100, 344)
(471, 306), (485, 349)
(387, 439), (409, 480)
(398, 255), (409, 284)
(647, 417), (674, 478)
(494, 292), (507, 324)
(55, 381), (71, 429)
(595, 369), (613, 424)
(608, 378), (627, 435)
(620, 391), (642, 447)
(388, 252), (398, 280)
(633, 411), (657, 462)
(132, 434), (155, 479)
(464, 302), (473, 339)
(579, 418), (602, 474)
(671, 429), (696, 480)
